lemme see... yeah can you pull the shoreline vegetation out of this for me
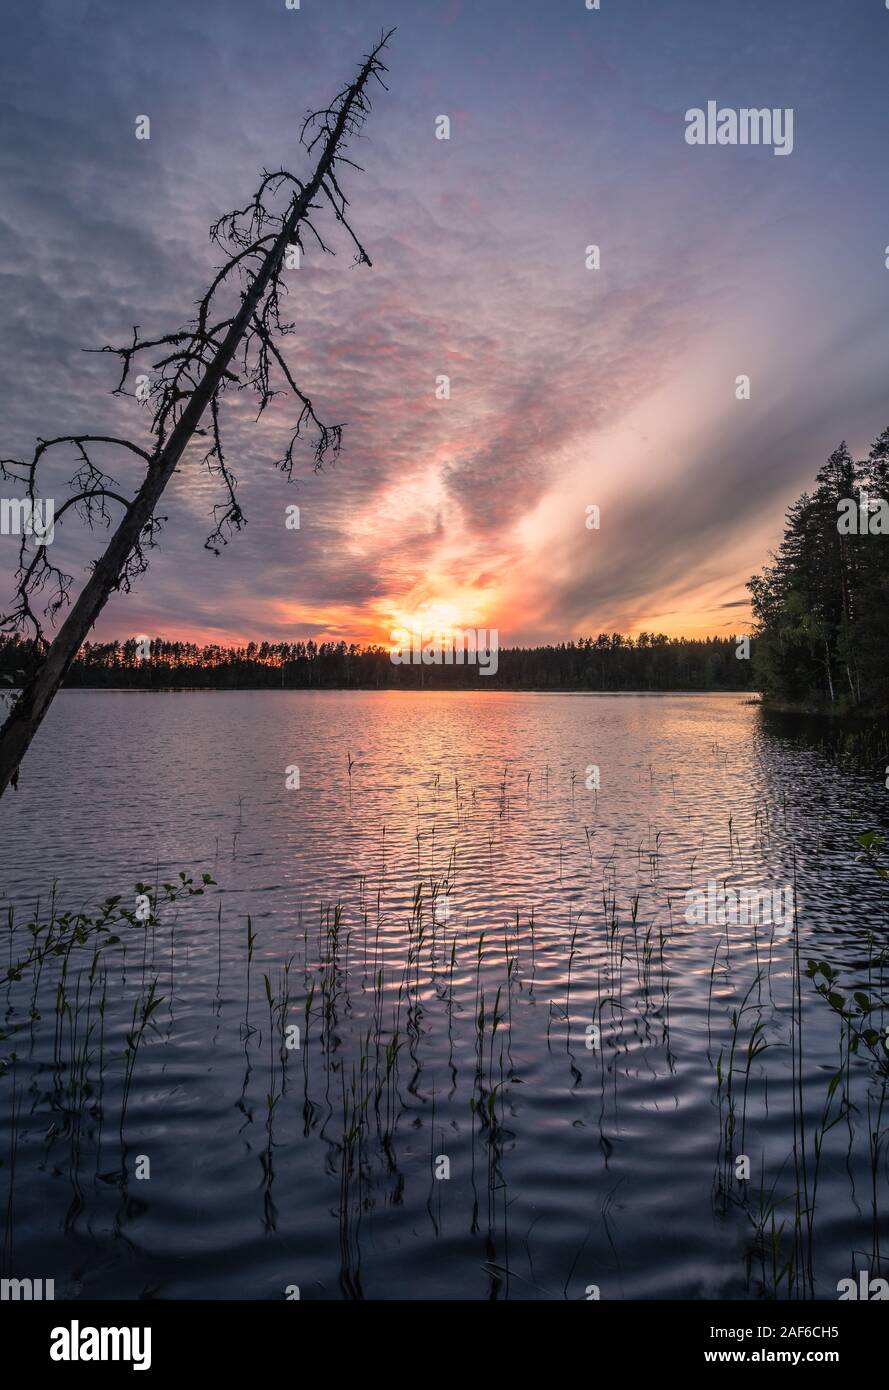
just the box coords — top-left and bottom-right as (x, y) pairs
(1, 633), (754, 693)
(747, 428), (889, 718)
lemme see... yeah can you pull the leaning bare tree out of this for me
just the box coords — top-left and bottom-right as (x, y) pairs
(0, 30), (393, 798)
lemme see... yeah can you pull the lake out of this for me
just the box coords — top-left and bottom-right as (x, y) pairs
(1, 689), (888, 1300)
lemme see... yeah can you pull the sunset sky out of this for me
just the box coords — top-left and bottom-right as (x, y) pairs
(1, 0), (887, 649)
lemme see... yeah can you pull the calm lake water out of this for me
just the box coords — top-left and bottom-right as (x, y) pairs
(1, 689), (888, 1300)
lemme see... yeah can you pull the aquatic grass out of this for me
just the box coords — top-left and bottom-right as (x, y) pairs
(5, 754), (889, 1301)
(119, 977), (164, 1140)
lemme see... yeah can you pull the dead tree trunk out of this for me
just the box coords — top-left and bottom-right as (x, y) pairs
(0, 31), (393, 798)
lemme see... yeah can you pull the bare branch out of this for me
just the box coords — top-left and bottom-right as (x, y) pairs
(0, 28), (395, 795)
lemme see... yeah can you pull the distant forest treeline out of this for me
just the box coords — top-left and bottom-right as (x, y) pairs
(0, 633), (754, 693)
(748, 427), (889, 714)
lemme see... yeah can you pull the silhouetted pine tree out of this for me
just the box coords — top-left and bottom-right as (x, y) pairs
(748, 429), (889, 712)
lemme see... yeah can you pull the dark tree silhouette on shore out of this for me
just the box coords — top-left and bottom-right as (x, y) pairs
(0, 631), (755, 694)
(0, 30), (394, 796)
(748, 427), (889, 713)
